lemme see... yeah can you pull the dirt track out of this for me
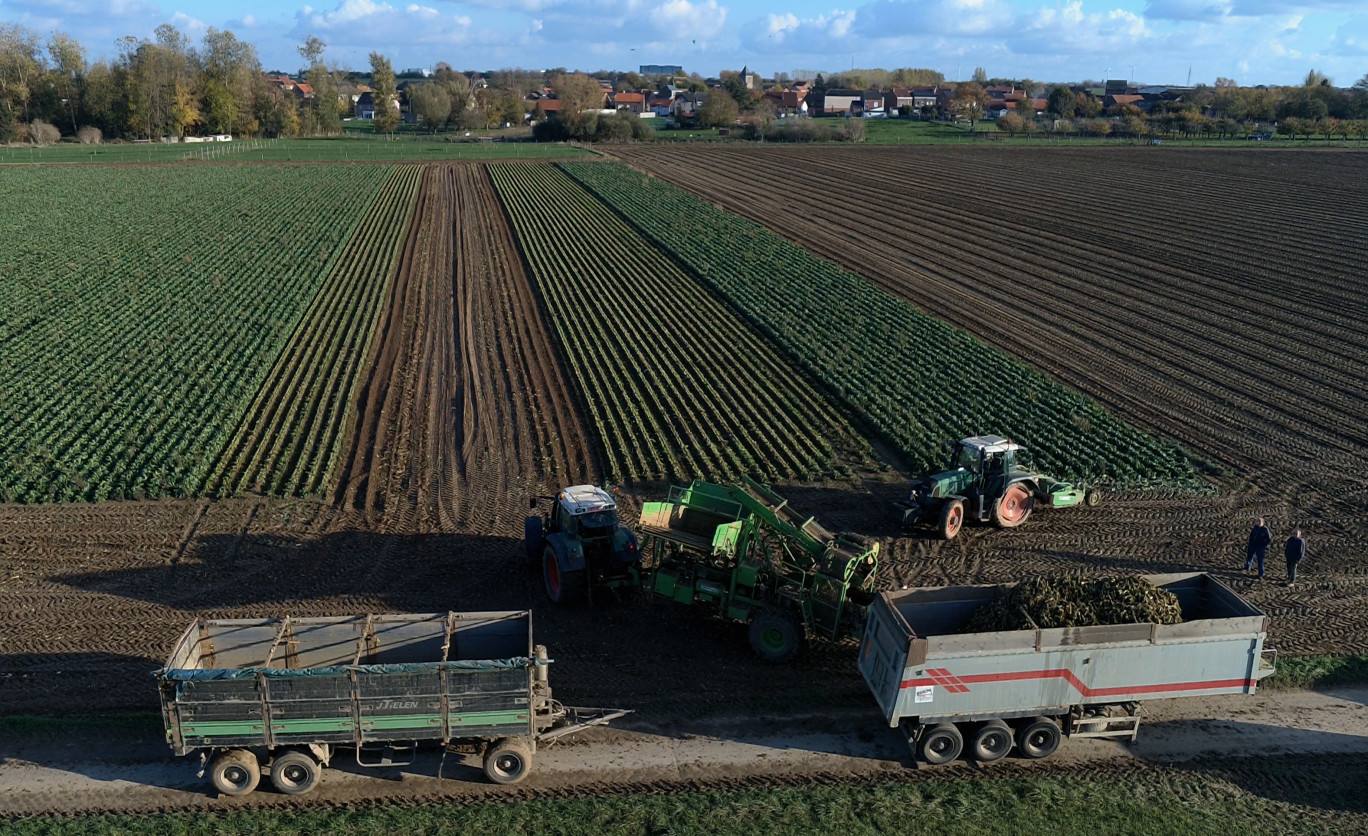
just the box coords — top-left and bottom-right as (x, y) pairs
(334, 163), (595, 532)
(2, 687), (1365, 816)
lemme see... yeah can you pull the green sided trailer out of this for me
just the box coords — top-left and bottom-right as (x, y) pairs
(155, 611), (625, 796)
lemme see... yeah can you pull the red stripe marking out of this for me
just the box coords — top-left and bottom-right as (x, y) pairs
(900, 668), (1252, 697)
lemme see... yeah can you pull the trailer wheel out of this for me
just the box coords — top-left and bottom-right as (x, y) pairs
(269, 750), (322, 795)
(969, 719), (1013, 763)
(483, 737), (533, 784)
(544, 546), (584, 605)
(918, 723), (963, 765)
(938, 500), (964, 540)
(1016, 717), (1062, 760)
(209, 749), (260, 796)
(748, 610), (805, 663)
(1084, 487), (1102, 507)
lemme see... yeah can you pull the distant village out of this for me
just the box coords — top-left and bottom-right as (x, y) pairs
(283, 62), (1368, 141)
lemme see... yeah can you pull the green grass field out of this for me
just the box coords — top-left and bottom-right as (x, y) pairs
(7, 760), (1365, 835)
(0, 136), (590, 165)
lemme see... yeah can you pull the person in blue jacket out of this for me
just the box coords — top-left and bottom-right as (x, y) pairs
(1244, 518), (1271, 579)
(1285, 530), (1306, 587)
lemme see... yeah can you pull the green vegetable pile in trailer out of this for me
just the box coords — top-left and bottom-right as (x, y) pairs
(155, 611), (625, 796)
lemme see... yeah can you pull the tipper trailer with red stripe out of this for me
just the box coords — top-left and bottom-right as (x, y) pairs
(858, 572), (1275, 765)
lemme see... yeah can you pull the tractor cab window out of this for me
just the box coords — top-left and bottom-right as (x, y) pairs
(952, 445), (980, 473)
(576, 509), (618, 537)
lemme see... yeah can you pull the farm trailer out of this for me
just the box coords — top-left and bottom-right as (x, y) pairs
(859, 572), (1274, 764)
(155, 611), (625, 796)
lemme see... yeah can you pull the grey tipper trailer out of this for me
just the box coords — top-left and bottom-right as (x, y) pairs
(859, 573), (1274, 765)
(155, 611), (626, 796)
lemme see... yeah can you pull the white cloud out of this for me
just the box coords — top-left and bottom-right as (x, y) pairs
(1143, 0), (1231, 21)
(290, 1), (472, 46)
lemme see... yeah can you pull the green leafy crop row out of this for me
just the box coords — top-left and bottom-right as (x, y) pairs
(561, 161), (1197, 487)
(0, 165), (392, 502)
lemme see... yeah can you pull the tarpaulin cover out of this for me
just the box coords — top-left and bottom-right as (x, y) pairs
(154, 657), (541, 681)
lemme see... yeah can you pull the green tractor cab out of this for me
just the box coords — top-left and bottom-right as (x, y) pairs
(526, 485), (642, 605)
(893, 435), (1100, 539)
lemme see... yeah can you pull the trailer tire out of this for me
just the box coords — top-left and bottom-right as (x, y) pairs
(918, 723), (963, 765)
(483, 737), (533, 784)
(269, 750), (322, 795)
(1085, 487), (1102, 507)
(970, 719), (1013, 763)
(209, 749), (260, 796)
(938, 500), (964, 540)
(1016, 717), (1062, 760)
(748, 610), (805, 663)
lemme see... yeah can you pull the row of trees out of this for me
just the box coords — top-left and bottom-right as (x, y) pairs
(0, 22), (320, 141)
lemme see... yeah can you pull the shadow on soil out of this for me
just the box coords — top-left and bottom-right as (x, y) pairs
(51, 531), (531, 612)
(1173, 749), (1368, 815)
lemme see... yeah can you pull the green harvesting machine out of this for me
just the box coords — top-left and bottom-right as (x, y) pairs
(636, 477), (880, 663)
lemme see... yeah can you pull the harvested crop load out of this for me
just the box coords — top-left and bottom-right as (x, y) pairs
(962, 575), (1184, 632)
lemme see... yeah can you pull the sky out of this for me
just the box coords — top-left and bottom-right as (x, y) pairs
(1, 0), (1364, 87)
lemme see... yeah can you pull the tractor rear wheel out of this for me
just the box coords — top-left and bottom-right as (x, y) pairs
(938, 500), (964, 540)
(748, 610), (805, 663)
(995, 483), (1034, 528)
(543, 546), (584, 605)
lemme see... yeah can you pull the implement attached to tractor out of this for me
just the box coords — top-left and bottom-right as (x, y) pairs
(893, 435), (1100, 540)
(636, 477), (879, 663)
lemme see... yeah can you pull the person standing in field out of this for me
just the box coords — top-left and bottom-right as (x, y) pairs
(1244, 517), (1271, 579)
(1285, 530), (1306, 587)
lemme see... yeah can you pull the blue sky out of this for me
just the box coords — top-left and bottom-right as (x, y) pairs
(1, 0), (1364, 86)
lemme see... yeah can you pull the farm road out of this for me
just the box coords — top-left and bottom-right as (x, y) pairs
(1, 687), (1365, 816)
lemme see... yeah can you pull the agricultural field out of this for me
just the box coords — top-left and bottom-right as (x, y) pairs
(0, 164), (399, 502)
(489, 162), (874, 482)
(562, 160), (1193, 486)
(2, 148), (1368, 822)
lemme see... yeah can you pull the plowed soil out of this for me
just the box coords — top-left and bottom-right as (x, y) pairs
(334, 163), (595, 532)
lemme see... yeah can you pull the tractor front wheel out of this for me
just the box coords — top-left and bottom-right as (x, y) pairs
(938, 500), (964, 540)
(543, 547), (584, 605)
(748, 610), (805, 663)
(995, 483), (1034, 528)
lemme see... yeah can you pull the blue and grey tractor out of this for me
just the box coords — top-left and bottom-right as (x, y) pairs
(525, 485), (641, 604)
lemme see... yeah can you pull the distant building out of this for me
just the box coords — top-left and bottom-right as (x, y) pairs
(640, 64), (683, 76)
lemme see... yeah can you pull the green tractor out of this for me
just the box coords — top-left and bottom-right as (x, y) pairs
(635, 478), (879, 663)
(892, 435), (1101, 539)
(525, 485), (642, 605)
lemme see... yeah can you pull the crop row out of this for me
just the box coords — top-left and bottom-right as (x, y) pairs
(487, 163), (871, 482)
(561, 161), (1195, 485)
(210, 165), (425, 498)
(0, 165), (393, 502)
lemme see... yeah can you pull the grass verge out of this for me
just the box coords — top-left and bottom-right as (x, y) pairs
(5, 759), (1365, 835)
(1261, 654), (1368, 689)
